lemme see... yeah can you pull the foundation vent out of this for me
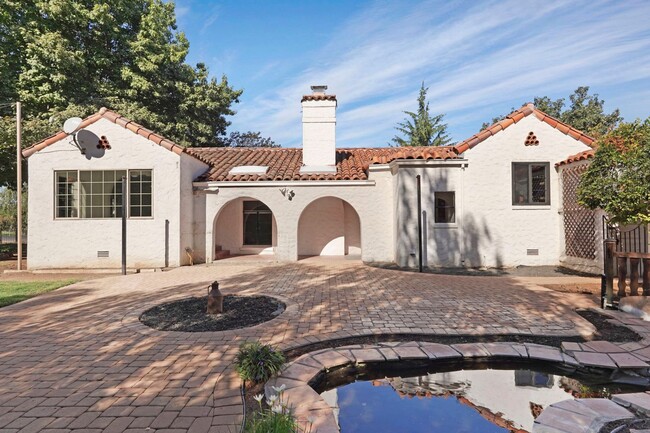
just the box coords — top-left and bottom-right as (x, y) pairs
(526, 249), (539, 256)
(97, 250), (109, 258)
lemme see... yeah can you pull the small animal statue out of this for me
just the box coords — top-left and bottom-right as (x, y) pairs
(207, 281), (224, 314)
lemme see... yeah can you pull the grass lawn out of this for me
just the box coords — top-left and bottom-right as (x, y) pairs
(0, 280), (77, 308)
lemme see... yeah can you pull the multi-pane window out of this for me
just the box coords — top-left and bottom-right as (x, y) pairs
(434, 192), (455, 223)
(243, 201), (272, 245)
(129, 170), (152, 217)
(512, 162), (550, 205)
(56, 171), (79, 218)
(54, 170), (152, 219)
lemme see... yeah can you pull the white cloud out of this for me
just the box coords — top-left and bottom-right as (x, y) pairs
(230, 0), (650, 147)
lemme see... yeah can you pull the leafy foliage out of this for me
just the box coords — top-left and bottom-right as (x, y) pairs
(0, 0), (242, 187)
(222, 131), (280, 148)
(235, 341), (285, 383)
(481, 87), (622, 137)
(392, 83), (451, 147)
(578, 118), (650, 224)
(246, 388), (311, 433)
(0, 186), (27, 237)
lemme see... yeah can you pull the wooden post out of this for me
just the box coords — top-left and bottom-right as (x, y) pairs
(643, 257), (650, 296)
(604, 239), (616, 305)
(16, 101), (22, 271)
(617, 256), (628, 299)
(630, 257), (640, 296)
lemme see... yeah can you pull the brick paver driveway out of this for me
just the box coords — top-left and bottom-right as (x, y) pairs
(0, 260), (596, 432)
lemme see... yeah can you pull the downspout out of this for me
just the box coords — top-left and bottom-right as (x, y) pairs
(416, 175), (423, 272)
(460, 163), (466, 266)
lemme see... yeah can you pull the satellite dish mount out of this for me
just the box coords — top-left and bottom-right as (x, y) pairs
(63, 117), (85, 154)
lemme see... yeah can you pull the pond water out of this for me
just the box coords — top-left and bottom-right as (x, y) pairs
(317, 366), (640, 433)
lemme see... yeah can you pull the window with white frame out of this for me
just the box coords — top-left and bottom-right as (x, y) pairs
(54, 169), (152, 219)
(512, 162), (550, 205)
(434, 191), (455, 223)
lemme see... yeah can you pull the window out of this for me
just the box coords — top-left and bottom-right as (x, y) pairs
(54, 170), (152, 219)
(129, 170), (152, 217)
(512, 163), (550, 205)
(243, 201), (272, 245)
(434, 192), (455, 223)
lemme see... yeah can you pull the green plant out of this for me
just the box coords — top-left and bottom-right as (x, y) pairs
(245, 388), (312, 433)
(235, 341), (285, 383)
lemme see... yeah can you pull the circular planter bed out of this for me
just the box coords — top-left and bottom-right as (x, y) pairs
(140, 295), (285, 332)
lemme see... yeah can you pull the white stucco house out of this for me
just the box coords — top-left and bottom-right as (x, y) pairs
(23, 86), (598, 271)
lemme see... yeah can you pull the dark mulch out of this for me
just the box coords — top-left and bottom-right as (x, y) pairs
(601, 418), (650, 433)
(140, 295), (285, 332)
(577, 309), (643, 342)
(285, 308), (642, 359)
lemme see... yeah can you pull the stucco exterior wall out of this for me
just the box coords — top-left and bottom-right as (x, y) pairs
(213, 197), (278, 255)
(297, 197), (361, 256)
(201, 169), (394, 263)
(179, 154), (209, 265)
(26, 118), (189, 269)
(394, 162), (465, 267)
(461, 116), (591, 268)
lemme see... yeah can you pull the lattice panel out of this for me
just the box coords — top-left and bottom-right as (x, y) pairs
(562, 164), (596, 259)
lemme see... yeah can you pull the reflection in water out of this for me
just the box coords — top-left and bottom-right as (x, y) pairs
(321, 369), (617, 433)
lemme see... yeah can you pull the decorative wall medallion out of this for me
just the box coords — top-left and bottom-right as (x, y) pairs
(525, 131), (539, 146)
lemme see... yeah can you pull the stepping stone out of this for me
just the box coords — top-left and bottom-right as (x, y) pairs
(609, 353), (648, 369)
(418, 343), (461, 360)
(451, 343), (490, 358)
(578, 398), (635, 418)
(612, 392), (650, 415)
(534, 405), (592, 433)
(482, 343), (523, 358)
(527, 345), (564, 363)
(392, 346), (427, 360)
(351, 349), (385, 363)
(572, 351), (617, 369)
(583, 341), (627, 353)
(282, 363), (321, 382)
(313, 350), (352, 369)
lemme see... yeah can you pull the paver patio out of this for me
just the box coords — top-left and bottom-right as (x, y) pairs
(0, 259), (608, 432)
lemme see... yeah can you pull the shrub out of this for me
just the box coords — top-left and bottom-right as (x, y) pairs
(235, 341), (285, 383)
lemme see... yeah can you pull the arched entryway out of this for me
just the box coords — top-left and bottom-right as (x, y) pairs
(213, 197), (277, 259)
(297, 197), (361, 258)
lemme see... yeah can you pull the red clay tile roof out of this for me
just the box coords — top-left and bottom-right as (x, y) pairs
(555, 149), (596, 167)
(301, 94), (337, 102)
(186, 146), (460, 182)
(453, 103), (595, 154)
(22, 107), (185, 158)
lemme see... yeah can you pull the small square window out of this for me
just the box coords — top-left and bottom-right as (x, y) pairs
(512, 162), (550, 205)
(434, 192), (455, 223)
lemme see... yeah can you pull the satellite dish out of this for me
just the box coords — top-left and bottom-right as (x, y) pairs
(63, 117), (82, 134)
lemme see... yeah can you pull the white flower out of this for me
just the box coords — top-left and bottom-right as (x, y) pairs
(272, 384), (287, 393)
(267, 394), (278, 405)
(271, 404), (283, 414)
(253, 394), (264, 403)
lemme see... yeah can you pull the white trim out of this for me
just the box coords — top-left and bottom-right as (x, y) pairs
(389, 159), (468, 169)
(299, 165), (337, 174)
(194, 180), (376, 189)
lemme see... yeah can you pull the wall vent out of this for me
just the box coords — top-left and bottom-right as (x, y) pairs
(527, 249), (539, 256)
(97, 251), (109, 258)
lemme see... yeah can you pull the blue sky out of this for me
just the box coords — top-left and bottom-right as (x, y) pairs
(174, 0), (650, 148)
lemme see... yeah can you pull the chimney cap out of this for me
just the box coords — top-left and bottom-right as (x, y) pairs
(311, 85), (328, 94)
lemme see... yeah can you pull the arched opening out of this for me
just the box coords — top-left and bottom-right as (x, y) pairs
(297, 197), (361, 258)
(213, 197), (277, 259)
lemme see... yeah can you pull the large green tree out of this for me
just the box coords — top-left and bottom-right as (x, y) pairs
(392, 83), (451, 147)
(0, 0), (242, 187)
(578, 118), (650, 225)
(482, 86), (622, 137)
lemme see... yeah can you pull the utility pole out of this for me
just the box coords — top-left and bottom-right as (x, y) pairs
(16, 102), (22, 271)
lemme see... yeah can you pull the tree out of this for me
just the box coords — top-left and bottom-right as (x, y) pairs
(481, 87), (622, 136)
(0, 186), (27, 241)
(578, 118), (650, 224)
(0, 0), (242, 187)
(221, 131), (280, 148)
(392, 83), (451, 147)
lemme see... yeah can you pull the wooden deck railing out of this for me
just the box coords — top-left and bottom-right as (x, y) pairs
(604, 239), (650, 301)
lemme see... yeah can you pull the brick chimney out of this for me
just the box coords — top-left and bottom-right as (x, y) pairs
(300, 85), (337, 173)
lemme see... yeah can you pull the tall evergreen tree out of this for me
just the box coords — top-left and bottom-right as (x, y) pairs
(392, 83), (451, 147)
(0, 0), (242, 187)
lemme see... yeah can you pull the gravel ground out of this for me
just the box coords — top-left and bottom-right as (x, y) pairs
(140, 295), (285, 332)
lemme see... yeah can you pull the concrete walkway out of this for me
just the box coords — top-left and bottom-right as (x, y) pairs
(0, 260), (622, 433)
